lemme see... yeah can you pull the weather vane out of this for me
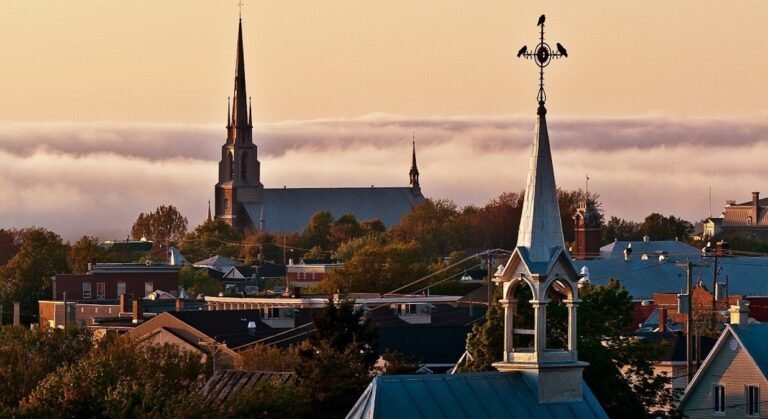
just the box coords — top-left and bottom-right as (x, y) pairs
(517, 15), (568, 105)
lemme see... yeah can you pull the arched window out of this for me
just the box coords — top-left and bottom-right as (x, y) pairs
(241, 152), (248, 180)
(228, 152), (234, 180)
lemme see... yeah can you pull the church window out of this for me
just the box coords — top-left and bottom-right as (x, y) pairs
(241, 152), (248, 180)
(228, 152), (234, 180)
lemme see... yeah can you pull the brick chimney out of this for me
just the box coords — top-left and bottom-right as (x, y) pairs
(729, 300), (749, 328)
(132, 299), (143, 324)
(175, 298), (185, 312)
(753, 192), (761, 221)
(658, 307), (668, 332)
(119, 294), (132, 314)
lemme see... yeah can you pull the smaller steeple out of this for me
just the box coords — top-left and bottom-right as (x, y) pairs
(227, 97), (231, 129)
(207, 200), (212, 222)
(409, 133), (420, 191)
(249, 96), (253, 127)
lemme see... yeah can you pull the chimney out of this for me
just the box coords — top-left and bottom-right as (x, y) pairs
(132, 299), (143, 324)
(658, 307), (668, 332)
(119, 294), (132, 313)
(729, 300), (749, 327)
(13, 302), (20, 326)
(753, 192), (760, 208)
(175, 298), (185, 312)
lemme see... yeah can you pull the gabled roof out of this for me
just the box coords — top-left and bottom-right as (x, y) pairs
(201, 370), (295, 407)
(193, 255), (243, 270)
(509, 245), (578, 278)
(599, 240), (699, 260)
(245, 187), (424, 233)
(346, 372), (608, 419)
(679, 324), (768, 406)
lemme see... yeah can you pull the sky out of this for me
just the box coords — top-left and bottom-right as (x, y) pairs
(1, 1), (768, 241)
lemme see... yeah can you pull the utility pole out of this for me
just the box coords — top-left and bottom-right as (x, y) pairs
(677, 261), (694, 383)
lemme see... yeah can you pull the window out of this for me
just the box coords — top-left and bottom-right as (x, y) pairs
(241, 152), (248, 180)
(82, 282), (92, 299)
(144, 282), (154, 297)
(229, 152), (234, 180)
(746, 385), (759, 416)
(713, 384), (725, 414)
(117, 282), (126, 297)
(96, 283), (106, 300)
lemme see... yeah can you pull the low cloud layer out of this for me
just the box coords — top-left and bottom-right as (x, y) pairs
(1, 114), (766, 241)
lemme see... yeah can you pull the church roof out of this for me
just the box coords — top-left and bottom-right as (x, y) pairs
(245, 187), (424, 233)
(516, 104), (565, 263)
(346, 372), (608, 419)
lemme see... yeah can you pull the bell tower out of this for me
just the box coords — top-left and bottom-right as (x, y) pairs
(493, 15), (587, 403)
(215, 17), (263, 229)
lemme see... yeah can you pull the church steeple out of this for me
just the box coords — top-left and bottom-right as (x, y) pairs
(515, 103), (565, 262)
(409, 134), (420, 191)
(229, 18), (251, 140)
(215, 15), (263, 230)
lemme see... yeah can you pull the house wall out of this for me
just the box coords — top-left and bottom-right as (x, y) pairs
(682, 337), (768, 418)
(52, 272), (178, 300)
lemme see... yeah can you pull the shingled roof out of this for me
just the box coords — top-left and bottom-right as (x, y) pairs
(244, 187), (424, 233)
(201, 370), (295, 407)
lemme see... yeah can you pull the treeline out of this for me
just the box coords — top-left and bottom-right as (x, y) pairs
(0, 300), (410, 418)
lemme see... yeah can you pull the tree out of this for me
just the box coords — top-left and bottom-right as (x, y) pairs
(295, 300), (378, 419)
(328, 213), (362, 249)
(181, 219), (243, 262)
(240, 343), (301, 372)
(640, 213), (694, 241)
(22, 338), (211, 418)
(602, 216), (643, 243)
(68, 235), (106, 273)
(389, 199), (463, 259)
(131, 204), (189, 247)
(178, 265), (221, 297)
(300, 211), (334, 251)
(321, 240), (428, 293)
(0, 227), (69, 317)
(219, 378), (309, 419)
(0, 325), (92, 410)
(0, 228), (20, 266)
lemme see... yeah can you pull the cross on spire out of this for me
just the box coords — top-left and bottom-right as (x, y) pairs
(237, 0), (245, 18)
(516, 14), (568, 105)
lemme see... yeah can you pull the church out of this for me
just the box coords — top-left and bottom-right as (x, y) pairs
(214, 18), (425, 234)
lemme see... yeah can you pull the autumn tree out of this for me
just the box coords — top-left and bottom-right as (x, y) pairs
(299, 211), (334, 251)
(389, 199), (465, 259)
(0, 325), (92, 411)
(602, 216), (643, 243)
(181, 219), (243, 262)
(0, 227), (69, 317)
(131, 204), (189, 247)
(67, 235), (106, 273)
(21, 338), (211, 418)
(321, 240), (428, 293)
(0, 228), (20, 266)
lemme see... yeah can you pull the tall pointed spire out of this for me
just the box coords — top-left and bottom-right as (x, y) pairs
(207, 200), (212, 222)
(230, 17), (249, 131)
(516, 103), (564, 262)
(409, 132), (420, 190)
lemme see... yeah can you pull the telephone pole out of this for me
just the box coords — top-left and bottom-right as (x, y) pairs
(676, 261), (695, 383)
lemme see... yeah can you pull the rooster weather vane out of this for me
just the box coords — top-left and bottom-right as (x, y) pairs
(516, 15), (568, 105)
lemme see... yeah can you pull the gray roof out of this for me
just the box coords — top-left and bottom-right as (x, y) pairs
(346, 372), (607, 419)
(193, 255), (243, 269)
(577, 241), (768, 300)
(244, 187), (424, 233)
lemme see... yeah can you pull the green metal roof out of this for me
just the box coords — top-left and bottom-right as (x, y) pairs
(347, 372), (608, 419)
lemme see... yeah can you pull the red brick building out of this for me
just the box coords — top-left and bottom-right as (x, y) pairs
(52, 264), (179, 301)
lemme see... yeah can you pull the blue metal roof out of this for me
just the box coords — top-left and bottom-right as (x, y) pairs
(576, 241), (768, 300)
(346, 372), (607, 419)
(244, 187), (424, 233)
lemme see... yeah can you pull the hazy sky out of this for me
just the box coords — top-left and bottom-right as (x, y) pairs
(1, 1), (768, 240)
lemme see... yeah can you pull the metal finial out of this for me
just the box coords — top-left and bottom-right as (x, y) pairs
(517, 14), (568, 105)
(237, 0), (245, 18)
